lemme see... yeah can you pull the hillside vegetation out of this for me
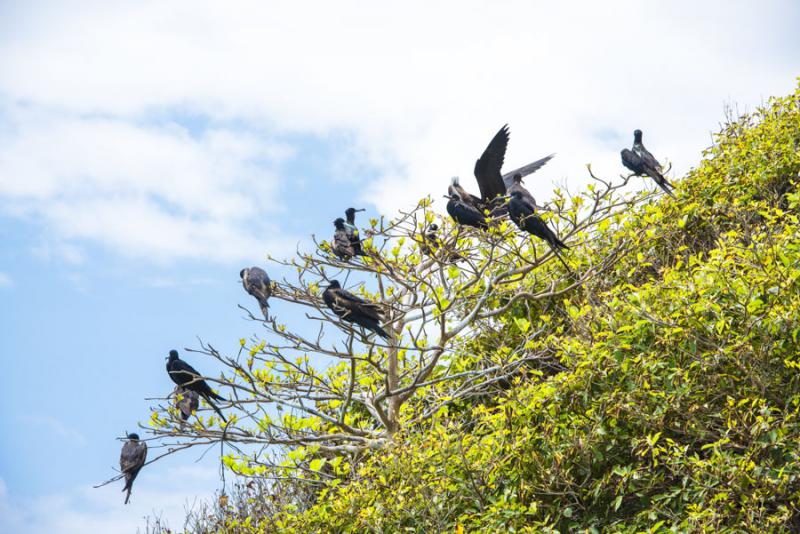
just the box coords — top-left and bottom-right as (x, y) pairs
(179, 83), (800, 533)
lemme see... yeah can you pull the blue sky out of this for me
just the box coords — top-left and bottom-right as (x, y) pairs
(0, 1), (799, 532)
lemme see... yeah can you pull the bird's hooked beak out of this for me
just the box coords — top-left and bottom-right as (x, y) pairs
(354, 208), (365, 212)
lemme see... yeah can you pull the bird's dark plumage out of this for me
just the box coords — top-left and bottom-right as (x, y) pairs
(474, 124), (510, 203)
(508, 191), (568, 251)
(332, 218), (366, 259)
(166, 350), (227, 422)
(120, 433), (147, 504)
(343, 208), (366, 256)
(621, 130), (674, 197)
(174, 385), (199, 421)
(322, 280), (390, 340)
(446, 193), (489, 229)
(506, 173), (539, 210)
(240, 266), (271, 320)
(421, 223), (440, 255)
(448, 177), (482, 210)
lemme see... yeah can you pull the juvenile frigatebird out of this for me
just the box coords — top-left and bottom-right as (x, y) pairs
(449, 125), (555, 217)
(421, 223), (440, 256)
(240, 266), (271, 320)
(166, 350), (227, 422)
(322, 280), (390, 340)
(120, 433), (147, 504)
(174, 385), (199, 421)
(621, 129), (674, 196)
(508, 191), (569, 268)
(445, 192), (489, 230)
(344, 207), (366, 255)
(332, 218), (366, 260)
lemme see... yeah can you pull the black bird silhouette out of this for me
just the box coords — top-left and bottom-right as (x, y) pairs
(322, 280), (390, 340)
(344, 207), (366, 255)
(450, 125), (554, 217)
(166, 350), (227, 422)
(508, 191), (569, 258)
(621, 129), (674, 196)
(332, 218), (366, 260)
(174, 385), (199, 421)
(120, 433), (147, 505)
(445, 192), (489, 229)
(240, 266), (271, 320)
(421, 223), (440, 256)
(506, 173), (542, 211)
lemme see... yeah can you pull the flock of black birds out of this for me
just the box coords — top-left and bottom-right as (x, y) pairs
(113, 126), (673, 503)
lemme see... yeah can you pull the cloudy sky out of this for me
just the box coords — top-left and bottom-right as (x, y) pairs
(0, 1), (798, 531)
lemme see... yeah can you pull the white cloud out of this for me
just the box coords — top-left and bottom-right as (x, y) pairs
(19, 415), (88, 447)
(0, 0), (797, 262)
(0, 465), (218, 534)
(0, 271), (11, 287)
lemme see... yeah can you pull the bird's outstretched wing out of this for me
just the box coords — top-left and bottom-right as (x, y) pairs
(474, 125), (510, 201)
(502, 153), (555, 189)
(620, 148), (643, 173)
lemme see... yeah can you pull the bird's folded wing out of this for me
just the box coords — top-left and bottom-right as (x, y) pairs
(621, 148), (642, 169)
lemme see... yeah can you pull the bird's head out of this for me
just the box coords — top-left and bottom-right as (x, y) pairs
(239, 268), (247, 279)
(127, 433), (140, 441)
(333, 217), (346, 229)
(326, 280), (341, 290)
(633, 129), (643, 142)
(513, 173), (523, 184)
(443, 192), (460, 201)
(345, 207), (365, 217)
(427, 223), (438, 231)
(166, 349), (179, 362)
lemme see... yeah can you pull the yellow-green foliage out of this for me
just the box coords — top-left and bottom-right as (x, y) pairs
(220, 83), (800, 533)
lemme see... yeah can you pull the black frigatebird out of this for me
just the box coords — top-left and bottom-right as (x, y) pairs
(344, 207), (366, 255)
(120, 433), (147, 504)
(332, 218), (365, 260)
(621, 129), (674, 196)
(174, 385), (199, 421)
(166, 350), (227, 422)
(445, 192), (489, 230)
(240, 266), (271, 320)
(508, 190), (570, 269)
(322, 280), (390, 340)
(450, 125), (555, 217)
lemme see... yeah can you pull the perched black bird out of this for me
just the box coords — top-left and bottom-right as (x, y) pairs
(621, 129), (675, 196)
(166, 350), (227, 422)
(421, 223), (440, 256)
(450, 125), (554, 217)
(344, 207), (366, 255)
(174, 385), (199, 421)
(445, 192), (489, 230)
(322, 280), (390, 340)
(508, 191), (568, 253)
(333, 218), (363, 259)
(240, 266), (271, 320)
(506, 173), (541, 211)
(120, 433), (147, 505)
